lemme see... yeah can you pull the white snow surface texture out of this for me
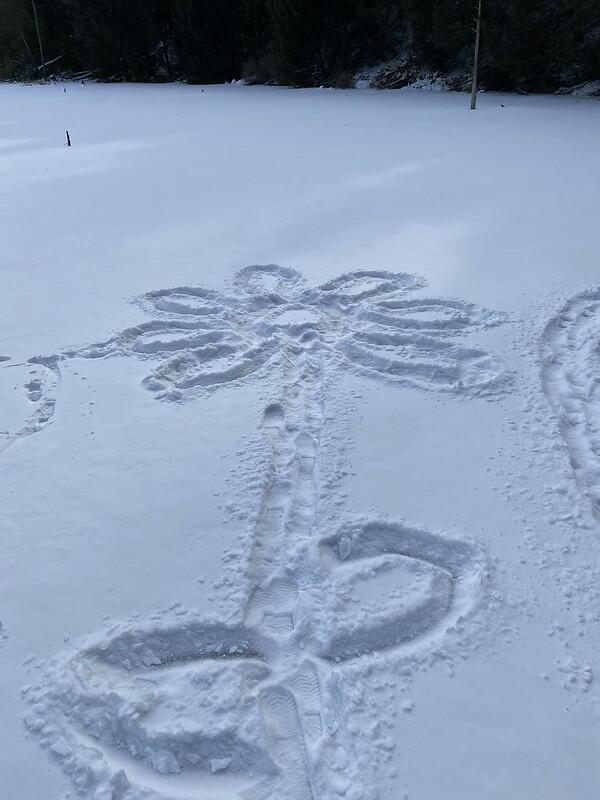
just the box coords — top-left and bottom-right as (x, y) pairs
(1, 84), (600, 800)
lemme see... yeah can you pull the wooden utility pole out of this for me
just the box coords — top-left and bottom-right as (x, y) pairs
(31, 0), (46, 82)
(470, 0), (482, 110)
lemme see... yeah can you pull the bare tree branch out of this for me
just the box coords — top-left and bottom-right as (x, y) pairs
(470, 0), (482, 110)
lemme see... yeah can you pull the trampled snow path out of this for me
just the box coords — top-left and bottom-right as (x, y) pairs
(542, 288), (600, 520)
(21, 266), (508, 799)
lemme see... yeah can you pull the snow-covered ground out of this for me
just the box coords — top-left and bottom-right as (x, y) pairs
(1, 83), (600, 800)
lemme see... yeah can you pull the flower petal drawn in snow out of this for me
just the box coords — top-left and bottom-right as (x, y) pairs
(337, 290), (508, 395)
(315, 270), (424, 306)
(234, 263), (306, 302)
(357, 296), (506, 335)
(337, 329), (506, 395)
(141, 332), (278, 400)
(142, 284), (235, 318)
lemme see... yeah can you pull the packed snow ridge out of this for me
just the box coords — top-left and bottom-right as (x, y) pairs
(542, 287), (600, 521)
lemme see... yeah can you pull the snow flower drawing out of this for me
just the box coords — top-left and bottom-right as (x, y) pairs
(51, 263), (506, 402)
(21, 266), (507, 800)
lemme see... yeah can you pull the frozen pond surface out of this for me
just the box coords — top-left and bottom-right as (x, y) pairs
(1, 83), (599, 800)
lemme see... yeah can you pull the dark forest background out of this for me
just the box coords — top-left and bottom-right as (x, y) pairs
(1, 0), (599, 92)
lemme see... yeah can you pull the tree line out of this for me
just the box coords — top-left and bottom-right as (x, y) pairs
(1, 0), (598, 92)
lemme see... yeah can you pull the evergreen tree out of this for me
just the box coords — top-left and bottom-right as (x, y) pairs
(565, 0), (600, 85)
(61, 0), (171, 81)
(431, 0), (474, 70)
(269, 0), (396, 86)
(0, 0), (77, 79)
(0, 0), (598, 92)
(172, 0), (243, 83)
(401, 0), (435, 65)
(482, 0), (568, 91)
(0, 0), (37, 78)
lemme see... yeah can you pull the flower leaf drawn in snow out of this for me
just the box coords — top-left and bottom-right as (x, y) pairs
(25, 520), (486, 800)
(318, 520), (486, 662)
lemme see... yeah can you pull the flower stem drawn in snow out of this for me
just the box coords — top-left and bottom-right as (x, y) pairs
(23, 265), (508, 800)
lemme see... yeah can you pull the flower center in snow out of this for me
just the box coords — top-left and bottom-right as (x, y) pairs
(271, 308), (320, 328)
